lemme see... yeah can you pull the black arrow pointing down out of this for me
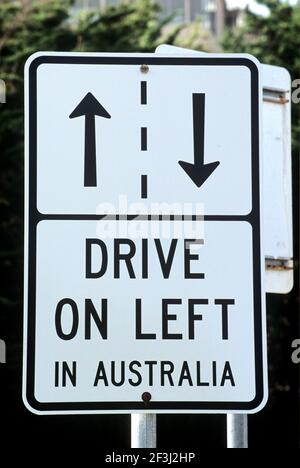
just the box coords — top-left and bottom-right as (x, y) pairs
(179, 93), (220, 188)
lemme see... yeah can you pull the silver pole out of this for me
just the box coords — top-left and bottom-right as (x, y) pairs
(227, 414), (248, 448)
(131, 414), (157, 448)
(215, 0), (225, 38)
(184, 0), (191, 23)
(99, 0), (107, 9)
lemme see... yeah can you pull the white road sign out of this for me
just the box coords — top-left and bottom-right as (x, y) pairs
(156, 45), (294, 295)
(23, 52), (267, 414)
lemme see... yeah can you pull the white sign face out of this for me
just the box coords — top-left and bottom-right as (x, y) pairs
(30, 54), (256, 217)
(23, 53), (267, 414)
(156, 44), (294, 295)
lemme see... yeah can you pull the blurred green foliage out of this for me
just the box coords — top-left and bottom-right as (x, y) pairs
(0, 0), (179, 316)
(222, 0), (300, 148)
(223, 0), (300, 413)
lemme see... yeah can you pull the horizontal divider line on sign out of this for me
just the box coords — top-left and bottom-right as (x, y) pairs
(31, 213), (253, 222)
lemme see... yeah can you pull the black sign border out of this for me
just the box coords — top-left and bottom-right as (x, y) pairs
(24, 55), (265, 413)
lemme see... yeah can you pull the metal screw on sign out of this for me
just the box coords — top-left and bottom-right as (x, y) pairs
(140, 64), (149, 74)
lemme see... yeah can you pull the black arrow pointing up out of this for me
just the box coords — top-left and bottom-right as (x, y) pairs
(179, 93), (219, 188)
(69, 92), (111, 187)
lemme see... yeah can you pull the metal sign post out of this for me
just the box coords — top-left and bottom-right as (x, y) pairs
(132, 414), (248, 448)
(131, 414), (157, 448)
(227, 414), (248, 448)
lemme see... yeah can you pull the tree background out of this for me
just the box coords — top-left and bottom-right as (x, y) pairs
(222, 0), (300, 447)
(0, 0), (299, 448)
